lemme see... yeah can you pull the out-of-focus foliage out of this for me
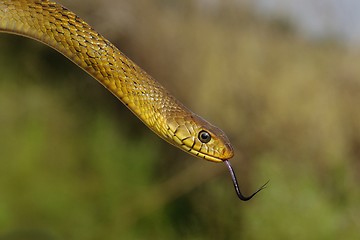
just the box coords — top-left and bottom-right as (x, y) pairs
(1, 0), (360, 239)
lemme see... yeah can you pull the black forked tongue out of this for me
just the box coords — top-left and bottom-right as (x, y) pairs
(224, 160), (269, 201)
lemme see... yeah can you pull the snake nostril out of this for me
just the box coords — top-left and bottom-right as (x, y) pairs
(221, 143), (234, 159)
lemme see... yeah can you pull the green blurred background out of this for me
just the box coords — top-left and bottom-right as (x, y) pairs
(1, 0), (360, 239)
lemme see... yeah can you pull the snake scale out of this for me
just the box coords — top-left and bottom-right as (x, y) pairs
(0, 0), (266, 201)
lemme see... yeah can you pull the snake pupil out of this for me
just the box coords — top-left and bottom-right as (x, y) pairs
(198, 130), (211, 143)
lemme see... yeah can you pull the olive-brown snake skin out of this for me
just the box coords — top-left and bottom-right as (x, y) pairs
(0, 0), (267, 201)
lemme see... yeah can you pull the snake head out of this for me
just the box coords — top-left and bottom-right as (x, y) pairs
(166, 113), (267, 201)
(166, 114), (234, 162)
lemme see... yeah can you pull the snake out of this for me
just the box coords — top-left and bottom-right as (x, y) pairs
(0, 0), (267, 201)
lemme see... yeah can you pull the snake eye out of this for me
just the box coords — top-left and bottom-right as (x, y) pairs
(198, 130), (211, 143)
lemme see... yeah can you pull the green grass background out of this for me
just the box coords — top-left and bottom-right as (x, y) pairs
(1, 0), (360, 239)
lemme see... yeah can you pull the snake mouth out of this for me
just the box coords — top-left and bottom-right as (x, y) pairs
(187, 145), (234, 163)
(191, 151), (224, 163)
(177, 134), (234, 163)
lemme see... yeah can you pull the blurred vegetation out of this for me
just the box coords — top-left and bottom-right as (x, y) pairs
(1, 0), (360, 239)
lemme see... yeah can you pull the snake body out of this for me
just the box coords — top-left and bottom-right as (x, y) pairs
(0, 0), (233, 162)
(0, 0), (266, 200)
